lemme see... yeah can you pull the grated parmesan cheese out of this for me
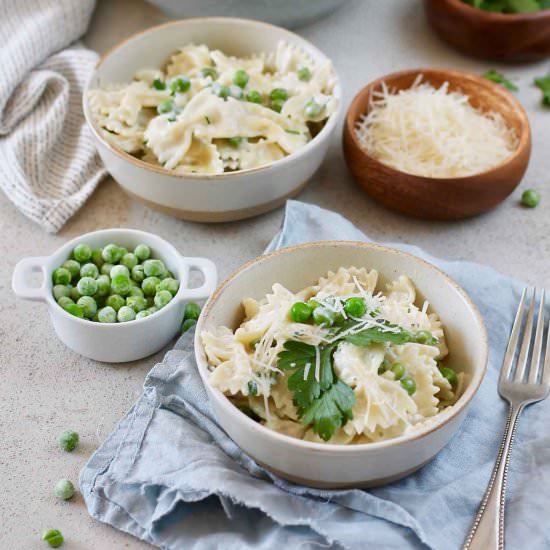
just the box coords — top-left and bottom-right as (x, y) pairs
(354, 77), (518, 178)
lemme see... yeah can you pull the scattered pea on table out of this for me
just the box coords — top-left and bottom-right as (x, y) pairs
(58, 430), (79, 452)
(521, 189), (540, 208)
(42, 529), (64, 548)
(54, 479), (75, 501)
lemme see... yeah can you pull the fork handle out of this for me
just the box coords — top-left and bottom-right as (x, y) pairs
(463, 404), (523, 550)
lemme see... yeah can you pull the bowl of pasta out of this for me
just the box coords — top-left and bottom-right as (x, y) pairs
(83, 18), (341, 222)
(195, 241), (488, 488)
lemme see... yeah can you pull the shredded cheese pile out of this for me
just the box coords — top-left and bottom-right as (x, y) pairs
(354, 77), (518, 178)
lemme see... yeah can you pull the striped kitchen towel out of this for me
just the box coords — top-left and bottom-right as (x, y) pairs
(0, 0), (106, 233)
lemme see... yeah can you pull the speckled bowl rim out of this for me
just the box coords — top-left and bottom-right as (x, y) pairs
(194, 240), (489, 453)
(83, 17), (343, 181)
(344, 67), (531, 183)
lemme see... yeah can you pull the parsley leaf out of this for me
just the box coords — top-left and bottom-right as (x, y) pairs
(343, 326), (412, 347)
(482, 70), (518, 92)
(464, 0), (547, 12)
(534, 74), (550, 107)
(301, 380), (356, 441)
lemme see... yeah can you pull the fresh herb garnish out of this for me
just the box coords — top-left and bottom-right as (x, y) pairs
(534, 73), (550, 106)
(285, 129), (301, 135)
(204, 115), (211, 124)
(278, 341), (354, 440)
(247, 380), (258, 396)
(344, 325), (412, 346)
(482, 70), (518, 91)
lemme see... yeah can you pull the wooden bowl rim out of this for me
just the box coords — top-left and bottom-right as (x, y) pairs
(436, 0), (550, 22)
(344, 67), (531, 183)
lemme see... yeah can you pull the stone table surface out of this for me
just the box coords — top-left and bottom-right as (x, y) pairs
(2, 0), (549, 548)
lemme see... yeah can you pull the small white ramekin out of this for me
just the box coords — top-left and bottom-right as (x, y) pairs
(195, 241), (488, 488)
(83, 17), (342, 222)
(12, 228), (217, 363)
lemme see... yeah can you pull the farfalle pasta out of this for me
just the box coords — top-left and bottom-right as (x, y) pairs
(201, 267), (464, 444)
(87, 41), (338, 174)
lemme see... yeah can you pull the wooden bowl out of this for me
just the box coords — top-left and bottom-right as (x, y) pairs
(424, 0), (550, 62)
(343, 69), (531, 220)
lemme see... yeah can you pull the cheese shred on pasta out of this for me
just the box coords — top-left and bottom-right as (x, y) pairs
(354, 77), (518, 178)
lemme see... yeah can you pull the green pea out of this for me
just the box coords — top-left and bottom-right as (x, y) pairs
(415, 330), (435, 345)
(110, 264), (130, 279)
(100, 262), (114, 276)
(297, 66), (311, 81)
(391, 363), (405, 380)
(120, 253), (138, 270)
(91, 248), (104, 267)
(201, 67), (219, 80)
(270, 98), (285, 113)
(440, 366), (458, 389)
(146, 296), (155, 308)
(63, 302), (84, 318)
(111, 274), (131, 296)
(184, 302), (201, 321)
(128, 286), (144, 298)
(143, 259), (166, 278)
(246, 90), (262, 103)
(54, 479), (75, 500)
(77, 296), (97, 318)
(146, 306), (159, 315)
(131, 264), (145, 283)
(344, 297), (366, 318)
(521, 189), (540, 208)
(62, 260), (80, 279)
(289, 301), (313, 323)
(77, 277), (98, 297)
(270, 88), (288, 101)
(135, 310), (150, 320)
(73, 243), (92, 262)
(157, 277), (179, 296)
(152, 77), (166, 90)
(126, 295), (147, 313)
(95, 275), (111, 297)
(154, 289), (173, 309)
(312, 306), (335, 327)
(119, 247), (129, 257)
(53, 267), (71, 286)
(304, 99), (323, 118)
(69, 286), (81, 302)
(181, 318), (197, 333)
(105, 294), (125, 312)
(58, 429), (79, 452)
(80, 263), (99, 279)
(233, 69), (249, 88)
(117, 305), (136, 322)
(157, 99), (174, 114)
(228, 136), (244, 148)
(169, 76), (191, 94)
(307, 299), (321, 310)
(400, 376), (417, 395)
(142, 276), (161, 296)
(102, 244), (123, 263)
(134, 244), (151, 261)
(213, 83), (230, 99)
(98, 305), (117, 323)
(53, 285), (71, 301)
(247, 380), (258, 396)
(57, 296), (74, 309)
(42, 528), (64, 548)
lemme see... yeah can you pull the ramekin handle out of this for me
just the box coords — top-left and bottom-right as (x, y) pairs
(179, 257), (218, 300)
(12, 256), (50, 302)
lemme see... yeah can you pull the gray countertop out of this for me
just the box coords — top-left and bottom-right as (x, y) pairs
(2, 0), (549, 547)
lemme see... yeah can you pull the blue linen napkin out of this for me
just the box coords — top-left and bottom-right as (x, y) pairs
(80, 200), (550, 550)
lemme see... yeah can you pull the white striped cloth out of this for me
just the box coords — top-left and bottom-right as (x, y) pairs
(0, 0), (106, 233)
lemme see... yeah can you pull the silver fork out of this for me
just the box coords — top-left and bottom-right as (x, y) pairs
(463, 288), (550, 550)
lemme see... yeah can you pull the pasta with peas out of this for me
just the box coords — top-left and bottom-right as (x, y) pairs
(87, 41), (338, 174)
(200, 267), (463, 444)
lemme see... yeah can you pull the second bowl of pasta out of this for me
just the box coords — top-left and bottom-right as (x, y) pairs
(84, 18), (341, 222)
(194, 241), (488, 488)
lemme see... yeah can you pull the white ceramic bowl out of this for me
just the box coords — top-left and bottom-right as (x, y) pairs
(146, 0), (349, 29)
(83, 18), (342, 222)
(12, 229), (217, 363)
(194, 241), (488, 488)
